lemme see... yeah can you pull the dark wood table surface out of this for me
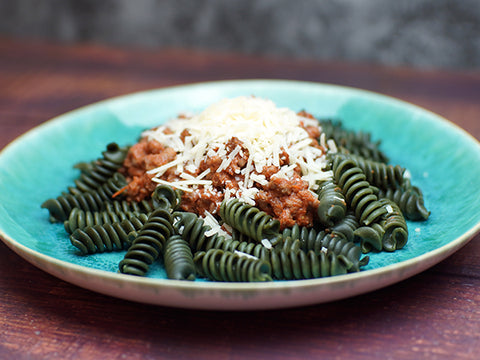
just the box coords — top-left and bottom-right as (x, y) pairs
(1, 37), (479, 360)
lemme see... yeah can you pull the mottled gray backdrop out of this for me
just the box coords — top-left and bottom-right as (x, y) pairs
(1, 0), (479, 70)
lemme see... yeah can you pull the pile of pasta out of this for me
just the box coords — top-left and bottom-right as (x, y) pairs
(42, 118), (430, 283)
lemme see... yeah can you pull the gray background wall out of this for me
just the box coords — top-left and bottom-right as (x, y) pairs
(1, 0), (479, 70)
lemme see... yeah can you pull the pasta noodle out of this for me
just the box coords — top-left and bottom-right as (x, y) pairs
(267, 247), (353, 280)
(194, 249), (272, 282)
(334, 153), (406, 190)
(69, 143), (129, 194)
(64, 207), (146, 234)
(164, 234), (196, 281)
(41, 172), (128, 222)
(119, 208), (173, 276)
(219, 198), (281, 245)
(331, 156), (388, 226)
(318, 119), (389, 163)
(316, 179), (347, 227)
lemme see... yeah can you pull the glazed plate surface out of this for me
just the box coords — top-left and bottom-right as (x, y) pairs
(1, 80), (479, 310)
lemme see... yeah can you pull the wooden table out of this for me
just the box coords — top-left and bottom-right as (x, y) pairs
(1, 37), (479, 360)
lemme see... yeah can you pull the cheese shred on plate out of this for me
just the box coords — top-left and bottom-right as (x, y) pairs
(122, 96), (334, 229)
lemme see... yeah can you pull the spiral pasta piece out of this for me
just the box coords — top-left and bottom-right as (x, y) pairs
(336, 154), (406, 190)
(282, 224), (320, 252)
(267, 248), (353, 280)
(64, 207), (104, 234)
(118, 208), (174, 276)
(275, 236), (302, 254)
(164, 235), (196, 281)
(103, 199), (154, 216)
(69, 143), (129, 194)
(64, 207), (147, 234)
(316, 179), (347, 227)
(329, 213), (359, 242)
(332, 156), (387, 225)
(219, 198), (280, 244)
(152, 184), (182, 211)
(281, 226), (367, 271)
(319, 119), (389, 163)
(377, 184), (430, 221)
(173, 211), (271, 258)
(231, 228), (254, 243)
(378, 198), (409, 251)
(319, 232), (368, 271)
(353, 223), (386, 253)
(41, 172), (128, 222)
(69, 213), (148, 254)
(93, 172), (128, 202)
(173, 211), (225, 252)
(232, 241), (271, 259)
(193, 249), (272, 282)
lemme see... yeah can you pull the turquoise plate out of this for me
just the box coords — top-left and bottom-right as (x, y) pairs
(1, 80), (479, 310)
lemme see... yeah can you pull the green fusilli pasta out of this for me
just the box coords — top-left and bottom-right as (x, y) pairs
(193, 249), (272, 282)
(219, 198), (281, 244)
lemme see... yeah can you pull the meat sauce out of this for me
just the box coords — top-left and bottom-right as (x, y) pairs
(256, 171), (319, 229)
(119, 138), (177, 203)
(119, 112), (324, 229)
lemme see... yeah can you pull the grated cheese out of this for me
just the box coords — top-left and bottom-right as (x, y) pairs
(234, 251), (259, 260)
(144, 96), (331, 204)
(261, 239), (273, 249)
(202, 211), (231, 239)
(327, 139), (338, 153)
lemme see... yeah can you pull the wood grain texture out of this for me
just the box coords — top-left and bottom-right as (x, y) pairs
(0, 37), (479, 360)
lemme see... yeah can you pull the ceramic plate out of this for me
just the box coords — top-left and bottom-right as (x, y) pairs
(1, 80), (479, 310)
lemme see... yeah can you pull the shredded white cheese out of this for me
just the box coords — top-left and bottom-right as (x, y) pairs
(144, 96), (331, 204)
(202, 211), (231, 239)
(261, 239), (273, 249)
(234, 251), (259, 260)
